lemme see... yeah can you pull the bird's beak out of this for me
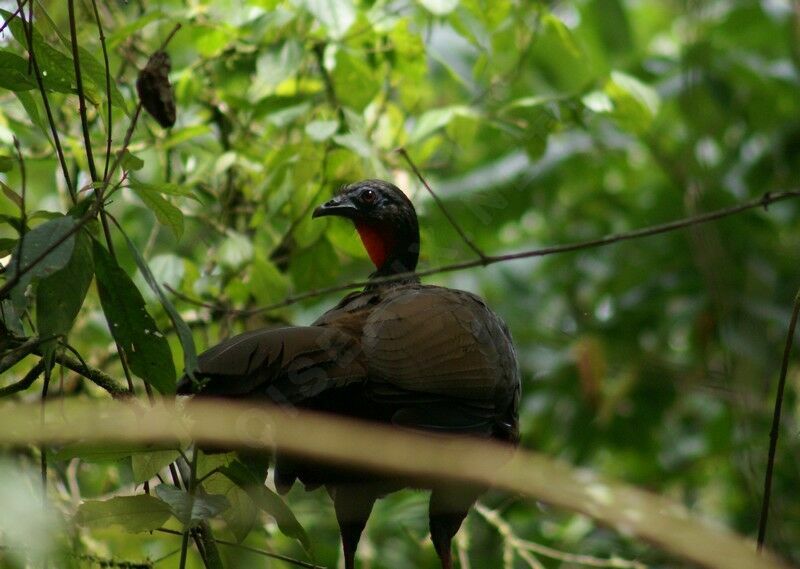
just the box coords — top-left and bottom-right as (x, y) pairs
(312, 194), (359, 219)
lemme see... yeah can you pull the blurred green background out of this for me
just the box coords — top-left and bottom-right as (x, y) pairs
(1, 0), (799, 567)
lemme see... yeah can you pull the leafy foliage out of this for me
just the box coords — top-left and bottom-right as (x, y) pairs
(1, 0), (800, 568)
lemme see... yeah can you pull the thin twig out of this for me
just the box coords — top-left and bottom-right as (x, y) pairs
(67, 0), (99, 183)
(178, 449), (199, 569)
(49, 349), (129, 398)
(14, 0), (76, 203)
(89, 0), (113, 180)
(13, 137), (26, 279)
(214, 189), (800, 316)
(475, 504), (646, 569)
(397, 147), (487, 261)
(0, 359), (45, 396)
(757, 288), (800, 550)
(156, 528), (325, 569)
(0, 0), (27, 34)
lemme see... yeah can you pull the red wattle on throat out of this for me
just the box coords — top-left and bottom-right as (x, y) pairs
(355, 223), (394, 269)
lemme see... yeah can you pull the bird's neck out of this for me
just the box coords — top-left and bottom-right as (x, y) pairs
(355, 221), (419, 281)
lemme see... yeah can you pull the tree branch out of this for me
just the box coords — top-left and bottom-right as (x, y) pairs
(156, 528), (324, 569)
(207, 189), (800, 317)
(14, 0), (76, 203)
(88, 0), (113, 180)
(757, 287), (800, 550)
(0, 359), (45, 396)
(49, 349), (129, 399)
(398, 147), (487, 261)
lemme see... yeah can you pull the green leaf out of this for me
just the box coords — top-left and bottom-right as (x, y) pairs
(6, 215), (77, 312)
(1, 181), (21, 205)
(53, 443), (154, 462)
(75, 495), (172, 533)
(218, 231), (254, 269)
(14, 91), (47, 133)
(77, 46), (127, 113)
(0, 11), (75, 94)
(131, 449), (181, 483)
(332, 50), (379, 111)
(120, 151), (145, 172)
(419, 0), (459, 15)
(410, 106), (476, 144)
(222, 460), (310, 551)
(131, 187), (184, 239)
(155, 485), (230, 527)
(128, 177), (195, 198)
(118, 229), (198, 384)
(106, 11), (165, 48)
(250, 254), (290, 306)
(250, 40), (304, 99)
(305, 119), (339, 141)
(0, 51), (37, 92)
(305, 0), (355, 39)
(92, 239), (176, 394)
(36, 229), (93, 358)
(203, 472), (258, 543)
(603, 70), (661, 132)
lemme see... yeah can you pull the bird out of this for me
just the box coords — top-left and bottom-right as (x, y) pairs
(177, 179), (520, 569)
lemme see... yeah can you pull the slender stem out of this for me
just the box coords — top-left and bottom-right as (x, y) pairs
(13, 137), (26, 279)
(67, 0), (99, 183)
(756, 288), (800, 550)
(0, 359), (45, 396)
(49, 349), (129, 398)
(156, 528), (324, 568)
(0, 0), (27, 35)
(210, 189), (800, 316)
(89, 0), (113, 180)
(104, 103), (142, 184)
(178, 449), (199, 569)
(397, 147), (487, 261)
(14, 0), (76, 203)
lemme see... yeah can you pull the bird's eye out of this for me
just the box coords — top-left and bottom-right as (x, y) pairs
(361, 189), (376, 203)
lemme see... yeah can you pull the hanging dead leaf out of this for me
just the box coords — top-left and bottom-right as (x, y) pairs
(136, 51), (176, 128)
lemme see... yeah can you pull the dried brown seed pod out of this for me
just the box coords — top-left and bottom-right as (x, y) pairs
(136, 51), (176, 128)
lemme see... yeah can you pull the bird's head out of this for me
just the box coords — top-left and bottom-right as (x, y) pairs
(313, 179), (420, 277)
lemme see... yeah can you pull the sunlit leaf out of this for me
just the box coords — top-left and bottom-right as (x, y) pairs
(419, 0), (459, 16)
(305, 0), (356, 39)
(132, 187), (184, 239)
(131, 449), (181, 483)
(75, 495), (172, 533)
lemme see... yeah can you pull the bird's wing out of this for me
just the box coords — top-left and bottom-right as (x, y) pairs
(177, 325), (367, 401)
(361, 286), (519, 404)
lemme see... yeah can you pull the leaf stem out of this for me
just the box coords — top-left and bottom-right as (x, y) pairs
(756, 288), (800, 550)
(14, 0), (76, 203)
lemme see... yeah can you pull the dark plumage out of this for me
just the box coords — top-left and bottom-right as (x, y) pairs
(178, 179), (520, 569)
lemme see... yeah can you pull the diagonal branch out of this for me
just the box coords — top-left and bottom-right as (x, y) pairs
(89, 0), (113, 180)
(67, 0), (99, 183)
(195, 189), (800, 317)
(14, 0), (76, 202)
(397, 147), (488, 262)
(156, 528), (325, 569)
(756, 287), (800, 550)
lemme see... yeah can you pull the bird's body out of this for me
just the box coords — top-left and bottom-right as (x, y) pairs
(178, 180), (520, 568)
